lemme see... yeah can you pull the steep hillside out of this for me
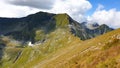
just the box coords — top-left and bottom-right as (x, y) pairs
(37, 28), (120, 68)
(0, 25), (117, 68)
(0, 28), (81, 68)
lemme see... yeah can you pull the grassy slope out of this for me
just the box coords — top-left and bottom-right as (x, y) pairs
(54, 13), (69, 27)
(0, 26), (81, 68)
(0, 13), (74, 68)
(35, 28), (120, 68)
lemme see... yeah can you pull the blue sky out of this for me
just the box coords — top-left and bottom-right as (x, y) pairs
(86, 0), (120, 28)
(87, 0), (120, 16)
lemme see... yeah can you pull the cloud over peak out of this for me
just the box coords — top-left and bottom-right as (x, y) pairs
(51, 0), (92, 22)
(3, 0), (92, 23)
(88, 4), (120, 28)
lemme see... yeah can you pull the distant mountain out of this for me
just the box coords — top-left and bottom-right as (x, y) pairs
(0, 11), (113, 42)
(70, 21), (113, 40)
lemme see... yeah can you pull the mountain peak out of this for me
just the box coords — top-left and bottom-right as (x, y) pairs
(99, 24), (113, 29)
(26, 11), (55, 18)
(92, 23), (99, 27)
(54, 13), (69, 27)
(100, 24), (109, 27)
(81, 22), (87, 25)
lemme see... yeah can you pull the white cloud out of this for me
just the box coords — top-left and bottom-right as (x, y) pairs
(50, 0), (92, 22)
(96, 4), (104, 11)
(88, 4), (120, 28)
(0, 0), (41, 17)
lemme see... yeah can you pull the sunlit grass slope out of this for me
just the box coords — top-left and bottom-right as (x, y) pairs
(0, 13), (81, 68)
(54, 13), (69, 27)
(36, 28), (120, 68)
(1, 27), (81, 68)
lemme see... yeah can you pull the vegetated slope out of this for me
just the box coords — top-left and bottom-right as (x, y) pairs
(36, 28), (120, 68)
(0, 27), (81, 68)
(0, 36), (23, 68)
(0, 13), (82, 68)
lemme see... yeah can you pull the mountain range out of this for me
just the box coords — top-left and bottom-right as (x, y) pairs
(0, 11), (113, 42)
(0, 11), (119, 68)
